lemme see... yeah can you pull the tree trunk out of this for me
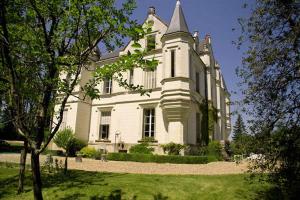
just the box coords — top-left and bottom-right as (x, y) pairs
(31, 151), (43, 200)
(64, 154), (68, 175)
(17, 140), (28, 194)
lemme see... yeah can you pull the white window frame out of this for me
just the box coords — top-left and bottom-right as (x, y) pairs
(146, 34), (156, 51)
(143, 108), (155, 138)
(99, 111), (111, 140)
(103, 78), (112, 94)
(143, 69), (156, 89)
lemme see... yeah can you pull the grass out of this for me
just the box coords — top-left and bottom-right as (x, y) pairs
(0, 163), (276, 200)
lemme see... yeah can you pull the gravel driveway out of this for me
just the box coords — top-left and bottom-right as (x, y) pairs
(0, 153), (249, 175)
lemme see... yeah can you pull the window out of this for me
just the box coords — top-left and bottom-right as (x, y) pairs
(144, 69), (156, 89)
(171, 50), (175, 77)
(99, 111), (111, 140)
(129, 69), (134, 85)
(103, 78), (112, 94)
(196, 113), (201, 143)
(143, 108), (155, 138)
(60, 109), (68, 130)
(146, 35), (156, 51)
(196, 72), (200, 93)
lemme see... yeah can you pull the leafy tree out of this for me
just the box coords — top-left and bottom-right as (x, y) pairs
(231, 114), (252, 155)
(0, 0), (157, 199)
(232, 114), (247, 142)
(237, 0), (300, 197)
(53, 128), (74, 174)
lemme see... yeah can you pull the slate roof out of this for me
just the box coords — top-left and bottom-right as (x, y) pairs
(100, 49), (122, 60)
(165, 0), (189, 34)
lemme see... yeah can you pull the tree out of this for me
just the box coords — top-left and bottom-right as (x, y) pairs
(237, 0), (300, 197)
(232, 114), (247, 142)
(0, 107), (28, 193)
(53, 128), (74, 174)
(0, 0), (157, 199)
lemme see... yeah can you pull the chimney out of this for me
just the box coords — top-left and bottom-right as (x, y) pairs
(148, 6), (155, 15)
(193, 31), (199, 38)
(205, 34), (211, 44)
(193, 31), (199, 52)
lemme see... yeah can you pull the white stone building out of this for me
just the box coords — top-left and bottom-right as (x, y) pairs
(53, 1), (231, 153)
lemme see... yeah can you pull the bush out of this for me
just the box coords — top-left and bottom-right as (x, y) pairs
(93, 150), (102, 160)
(53, 128), (74, 151)
(107, 153), (208, 164)
(42, 149), (64, 156)
(53, 128), (87, 157)
(67, 138), (86, 157)
(224, 140), (233, 157)
(79, 147), (97, 158)
(161, 142), (185, 155)
(0, 140), (25, 153)
(231, 134), (255, 156)
(207, 141), (223, 160)
(129, 143), (154, 154)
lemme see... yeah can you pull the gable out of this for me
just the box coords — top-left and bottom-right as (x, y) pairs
(121, 14), (168, 55)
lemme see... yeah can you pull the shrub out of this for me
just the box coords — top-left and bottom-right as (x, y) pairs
(42, 149), (64, 156)
(161, 142), (185, 155)
(93, 150), (102, 160)
(0, 140), (11, 152)
(207, 140), (223, 160)
(0, 140), (24, 153)
(139, 137), (156, 143)
(224, 140), (233, 157)
(231, 134), (255, 156)
(67, 138), (86, 157)
(53, 128), (76, 174)
(129, 143), (154, 154)
(53, 128), (74, 152)
(80, 147), (97, 158)
(107, 153), (208, 164)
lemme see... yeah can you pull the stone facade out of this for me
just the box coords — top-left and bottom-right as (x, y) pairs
(52, 1), (231, 153)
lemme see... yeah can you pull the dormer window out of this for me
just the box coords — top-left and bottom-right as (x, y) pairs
(146, 35), (156, 51)
(103, 78), (112, 94)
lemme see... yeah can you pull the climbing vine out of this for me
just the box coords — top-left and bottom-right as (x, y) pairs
(198, 100), (218, 145)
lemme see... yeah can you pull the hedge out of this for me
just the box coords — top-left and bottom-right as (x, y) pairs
(0, 141), (24, 153)
(42, 149), (64, 156)
(107, 153), (208, 164)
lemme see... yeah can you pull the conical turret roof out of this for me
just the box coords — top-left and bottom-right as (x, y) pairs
(165, 0), (189, 34)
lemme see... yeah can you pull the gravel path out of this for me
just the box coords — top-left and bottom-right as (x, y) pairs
(0, 153), (249, 175)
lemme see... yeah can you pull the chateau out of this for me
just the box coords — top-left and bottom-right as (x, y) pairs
(53, 1), (231, 153)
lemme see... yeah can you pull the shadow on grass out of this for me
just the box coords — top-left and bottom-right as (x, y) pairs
(42, 170), (127, 198)
(233, 174), (285, 200)
(253, 186), (284, 200)
(90, 189), (168, 200)
(0, 165), (169, 200)
(0, 174), (19, 198)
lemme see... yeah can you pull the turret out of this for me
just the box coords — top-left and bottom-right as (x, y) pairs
(160, 0), (194, 144)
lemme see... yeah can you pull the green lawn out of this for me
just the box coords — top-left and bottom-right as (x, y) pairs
(0, 164), (274, 200)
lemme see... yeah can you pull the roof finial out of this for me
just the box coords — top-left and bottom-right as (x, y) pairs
(176, 0), (180, 6)
(148, 6), (155, 15)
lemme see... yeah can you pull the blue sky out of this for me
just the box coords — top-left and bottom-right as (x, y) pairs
(115, 0), (253, 135)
